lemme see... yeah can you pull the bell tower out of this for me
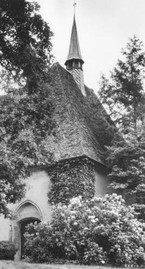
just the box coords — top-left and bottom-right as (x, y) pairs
(65, 8), (85, 95)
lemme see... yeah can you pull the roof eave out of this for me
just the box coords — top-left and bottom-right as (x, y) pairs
(65, 58), (84, 66)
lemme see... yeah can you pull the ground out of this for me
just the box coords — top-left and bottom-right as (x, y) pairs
(0, 262), (106, 269)
(0, 262), (108, 269)
(0, 262), (139, 269)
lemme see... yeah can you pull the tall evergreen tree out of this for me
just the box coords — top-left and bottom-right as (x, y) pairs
(99, 36), (145, 135)
(99, 37), (145, 219)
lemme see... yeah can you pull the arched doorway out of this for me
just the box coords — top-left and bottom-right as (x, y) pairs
(20, 217), (40, 258)
(14, 200), (42, 259)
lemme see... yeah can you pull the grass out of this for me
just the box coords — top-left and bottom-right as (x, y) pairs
(0, 261), (141, 269)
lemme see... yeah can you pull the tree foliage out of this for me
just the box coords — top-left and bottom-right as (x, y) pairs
(0, 0), (53, 91)
(0, 0), (54, 216)
(0, 84), (55, 213)
(107, 132), (145, 200)
(99, 36), (145, 217)
(24, 195), (145, 267)
(99, 36), (145, 135)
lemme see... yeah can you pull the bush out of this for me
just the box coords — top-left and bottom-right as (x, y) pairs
(24, 194), (145, 266)
(0, 241), (15, 260)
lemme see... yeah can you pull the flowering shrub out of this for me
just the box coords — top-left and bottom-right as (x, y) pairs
(24, 194), (145, 266)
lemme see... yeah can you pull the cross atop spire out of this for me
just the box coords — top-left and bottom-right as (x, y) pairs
(73, 0), (77, 15)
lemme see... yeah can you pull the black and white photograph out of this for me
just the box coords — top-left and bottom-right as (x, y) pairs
(0, 0), (145, 268)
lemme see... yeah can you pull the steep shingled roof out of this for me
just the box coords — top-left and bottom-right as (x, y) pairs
(45, 62), (116, 165)
(0, 63), (116, 167)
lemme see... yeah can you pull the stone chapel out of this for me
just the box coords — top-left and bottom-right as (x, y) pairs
(0, 14), (115, 259)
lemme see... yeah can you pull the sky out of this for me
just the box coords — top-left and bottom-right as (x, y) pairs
(36, 0), (145, 93)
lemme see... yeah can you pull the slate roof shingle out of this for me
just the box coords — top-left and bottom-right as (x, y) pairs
(45, 62), (116, 165)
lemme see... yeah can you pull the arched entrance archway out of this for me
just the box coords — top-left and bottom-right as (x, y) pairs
(20, 217), (40, 258)
(14, 200), (42, 259)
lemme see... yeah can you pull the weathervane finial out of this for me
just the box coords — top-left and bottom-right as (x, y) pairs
(73, 0), (77, 15)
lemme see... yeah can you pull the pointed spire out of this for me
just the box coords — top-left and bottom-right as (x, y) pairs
(65, 16), (84, 65)
(65, 11), (86, 96)
(65, 16), (84, 69)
